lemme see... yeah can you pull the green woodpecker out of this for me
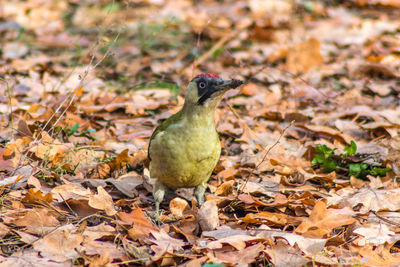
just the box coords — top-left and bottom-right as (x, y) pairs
(148, 73), (243, 216)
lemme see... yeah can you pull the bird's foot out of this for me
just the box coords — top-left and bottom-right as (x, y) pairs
(153, 180), (166, 226)
(194, 183), (206, 206)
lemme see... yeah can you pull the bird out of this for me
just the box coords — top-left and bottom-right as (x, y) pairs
(148, 73), (243, 217)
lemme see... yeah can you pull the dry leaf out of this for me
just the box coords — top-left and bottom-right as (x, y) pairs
(88, 186), (117, 216)
(286, 38), (323, 73)
(198, 200), (220, 231)
(295, 200), (356, 238)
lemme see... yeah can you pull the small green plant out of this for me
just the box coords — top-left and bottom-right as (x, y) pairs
(66, 123), (96, 140)
(312, 141), (391, 179)
(311, 144), (337, 172)
(67, 123), (80, 136)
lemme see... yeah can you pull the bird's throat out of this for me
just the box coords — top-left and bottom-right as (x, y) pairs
(181, 100), (219, 129)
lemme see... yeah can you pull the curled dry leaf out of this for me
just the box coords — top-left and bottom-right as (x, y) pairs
(88, 186), (117, 216)
(198, 200), (220, 231)
(23, 188), (53, 205)
(169, 197), (190, 218)
(107, 148), (131, 172)
(215, 180), (235, 196)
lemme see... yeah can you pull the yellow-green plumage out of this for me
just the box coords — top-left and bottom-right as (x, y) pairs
(149, 106), (221, 189)
(148, 74), (243, 217)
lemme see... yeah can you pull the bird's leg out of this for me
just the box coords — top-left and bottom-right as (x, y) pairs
(194, 183), (206, 206)
(153, 180), (166, 221)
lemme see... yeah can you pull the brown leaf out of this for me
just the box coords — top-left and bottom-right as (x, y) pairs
(215, 180), (235, 196)
(0, 249), (71, 266)
(150, 229), (184, 259)
(90, 162), (111, 179)
(295, 123), (353, 144)
(255, 229), (325, 255)
(82, 222), (116, 241)
(264, 240), (310, 267)
(355, 62), (399, 79)
(119, 207), (158, 240)
(88, 186), (117, 216)
(354, 243), (400, 266)
(198, 200), (220, 231)
(243, 211), (302, 227)
(0, 223), (10, 238)
(206, 234), (265, 251)
(107, 148), (131, 172)
(33, 224), (83, 262)
(286, 38), (323, 73)
(52, 183), (92, 201)
(327, 187), (400, 213)
(207, 242), (264, 267)
(13, 208), (60, 236)
(23, 189), (53, 205)
(169, 197), (190, 218)
(295, 200), (356, 238)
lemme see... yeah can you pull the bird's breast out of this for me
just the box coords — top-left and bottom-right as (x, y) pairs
(149, 120), (221, 189)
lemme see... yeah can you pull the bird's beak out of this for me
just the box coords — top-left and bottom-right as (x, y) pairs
(216, 79), (244, 90)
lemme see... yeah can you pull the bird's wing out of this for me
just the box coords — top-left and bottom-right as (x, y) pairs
(148, 110), (183, 161)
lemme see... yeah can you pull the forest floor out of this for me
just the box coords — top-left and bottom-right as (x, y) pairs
(1, 0), (400, 266)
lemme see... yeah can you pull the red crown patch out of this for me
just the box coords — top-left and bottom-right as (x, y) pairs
(191, 73), (220, 81)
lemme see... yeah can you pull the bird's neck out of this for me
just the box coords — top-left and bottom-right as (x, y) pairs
(181, 101), (219, 128)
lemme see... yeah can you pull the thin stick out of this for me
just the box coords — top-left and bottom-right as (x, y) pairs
(371, 210), (400, 227)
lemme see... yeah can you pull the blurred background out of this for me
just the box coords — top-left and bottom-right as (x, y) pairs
(1, 0), (399, 92)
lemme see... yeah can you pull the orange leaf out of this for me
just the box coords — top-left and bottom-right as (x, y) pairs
(119, 206), (158, 240)
(23, 188), (53, 204)
(108, 149), (130, 172)
(295, 199), (355, 238)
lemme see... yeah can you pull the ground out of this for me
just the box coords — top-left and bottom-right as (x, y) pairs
(1, 0), (400, 266)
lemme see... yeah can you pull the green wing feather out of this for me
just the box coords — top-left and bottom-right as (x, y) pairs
(148, 110), (183, 161)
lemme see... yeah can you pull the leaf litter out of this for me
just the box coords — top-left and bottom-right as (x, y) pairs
(1, 0), (400, 266)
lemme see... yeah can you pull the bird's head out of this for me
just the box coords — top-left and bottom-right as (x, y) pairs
(185, 73), (243, 108)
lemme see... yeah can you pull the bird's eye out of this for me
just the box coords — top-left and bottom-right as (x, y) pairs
(198, 82), (206, 89)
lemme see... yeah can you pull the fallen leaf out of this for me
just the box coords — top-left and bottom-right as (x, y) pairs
(150, 230), (184, 260)
(88, 186), (117, 216)
(295, 200), (356, 238)
(169, 197), (190, 218)
(119, 207), (158, 240)
(33, 224), (83, 262)
(13, 207), (60, 236)
(198, 200), (220, 231)
(286, 38), (323, 73)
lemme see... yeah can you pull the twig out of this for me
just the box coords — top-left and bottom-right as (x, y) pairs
(371, 210), (400, 227)
(237, 121), (294, 194)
